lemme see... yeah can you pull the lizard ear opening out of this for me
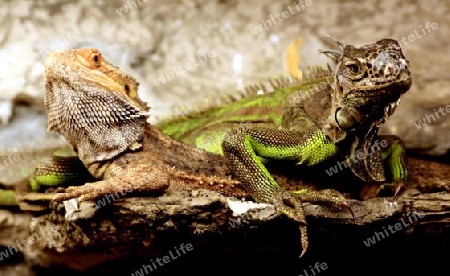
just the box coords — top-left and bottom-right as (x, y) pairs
(335, 107), (365, 130)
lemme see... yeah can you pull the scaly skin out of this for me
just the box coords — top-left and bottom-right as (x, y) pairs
(157, 72), (333, 156)
(157, 36), (413, 256)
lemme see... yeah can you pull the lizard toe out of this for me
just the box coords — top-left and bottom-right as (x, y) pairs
(292, 188), (352, 215)
(78, 193), (102, 203)
(50, 193), (75, 206)
(272, 191), (309, 257)
(50, 185), (96, 207)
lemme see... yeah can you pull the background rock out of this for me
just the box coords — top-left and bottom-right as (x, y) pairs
(0, 0), (448, 155)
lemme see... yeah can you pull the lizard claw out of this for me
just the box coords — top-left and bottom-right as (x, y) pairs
(276, 189), (354, 257)
(392, 182), (404, 201)
(444, 184), (450, 192)
(341, 201), (355, 219)
(273, 191), (309, 258)
(49, 182), (98, 208)
(293, 188), (353, 216)
(391, 180), (450, 201)
(299, 225), (308, 258)
(391, 180), (450, 202)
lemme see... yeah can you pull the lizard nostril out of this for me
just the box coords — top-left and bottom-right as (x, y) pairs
(387, 66), (393, 75)
(399, 70), (410, 80)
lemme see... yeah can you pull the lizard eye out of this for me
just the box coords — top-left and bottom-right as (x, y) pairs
(93, 55), (99, 62)
(124, 84), (130, 94)
(345, 61), (359, 73)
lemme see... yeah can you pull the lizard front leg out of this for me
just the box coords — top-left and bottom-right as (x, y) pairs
(222, 127), (351, 257)
(379, 135), (449, 197)
(50, 164), (170, 206)
(49, 162), (245, 207)
(9, 156), (96, 211)
(378, 135), (408, 198)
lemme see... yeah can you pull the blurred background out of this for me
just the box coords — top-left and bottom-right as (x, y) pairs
(0, 0), (449, 275)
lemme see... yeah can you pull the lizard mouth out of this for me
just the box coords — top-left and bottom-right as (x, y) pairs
(358, 80), (410, 92)
(356, 72), (412, 94)
(346, 74), (412, 102)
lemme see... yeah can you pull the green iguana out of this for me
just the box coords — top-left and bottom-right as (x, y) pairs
(157, 36), (412, 198)
(155, 36), (414, 255)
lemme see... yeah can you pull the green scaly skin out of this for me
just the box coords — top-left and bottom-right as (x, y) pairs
(157, 73), (333, 156)
(0, 143), (68, 208)
(156, 36), (413, 256)
(0, 145), (94, 211)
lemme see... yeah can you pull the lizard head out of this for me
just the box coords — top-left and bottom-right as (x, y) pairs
(44, 48), (149, 165)
(320, 36), (412, 131)
(320, 36), (412, 182)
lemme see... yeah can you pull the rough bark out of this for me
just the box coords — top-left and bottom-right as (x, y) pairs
(21, 186), (450, 275)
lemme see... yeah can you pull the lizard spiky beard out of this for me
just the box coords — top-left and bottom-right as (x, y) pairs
(45, 49), (148, 165)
